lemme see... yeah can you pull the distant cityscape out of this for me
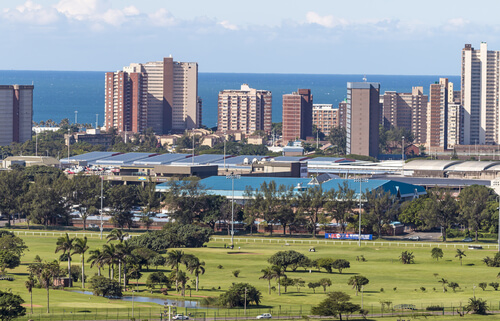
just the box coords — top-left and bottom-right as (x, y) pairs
(1, 42), (499, 159)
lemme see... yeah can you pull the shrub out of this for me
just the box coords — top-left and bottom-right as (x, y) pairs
(489, 282), (499, 291)
(399, 251), (415, 264)
(426, 305), (443, 311)
(232, 270), (240, 277)
(483, 252), (500, 267)
(217, 265), (223, 269)
(420, 287), (426, 292)
(478, 282), (487, 291)
(89, 276), (122, 298)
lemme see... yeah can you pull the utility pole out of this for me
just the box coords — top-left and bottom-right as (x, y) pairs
(355, 178), (368, 246)
(100, 176), (104, 240)
(226, 172), (240, 246)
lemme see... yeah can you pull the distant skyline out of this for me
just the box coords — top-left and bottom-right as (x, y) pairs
(2, 0), (500, 75)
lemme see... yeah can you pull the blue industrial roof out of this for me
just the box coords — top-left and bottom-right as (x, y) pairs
(61, 151), (121, 163)
(96, 152), (158, 165)
(157, 176), (426, 199)
(133, 153), (190, 165)
(170, 154), (226, 165)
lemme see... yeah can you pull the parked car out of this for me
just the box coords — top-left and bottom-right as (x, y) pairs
(256, 313), (272, 319)
(173, 315), (189, 320)
(408, 236), (420, 241)
(463, 237), (473, 242)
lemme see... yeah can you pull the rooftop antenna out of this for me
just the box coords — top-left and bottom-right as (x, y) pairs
(363, 75), (367, 82)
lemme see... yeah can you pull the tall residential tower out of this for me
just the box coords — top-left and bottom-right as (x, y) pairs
(217, 84), (272, 135)
(105, 57), (201, 135)
(282, 89), (313, 143)
(0, 85), (33, 146)
(346, 82), (380, 158)
(462, 42), (500, 144)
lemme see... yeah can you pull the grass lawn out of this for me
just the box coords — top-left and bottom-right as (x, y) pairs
(2, 230), (500, 320)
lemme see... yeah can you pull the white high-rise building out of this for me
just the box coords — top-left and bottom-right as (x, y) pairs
(462, 42), (500, 144)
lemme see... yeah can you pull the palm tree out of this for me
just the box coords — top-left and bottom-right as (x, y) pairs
(260, 267), (274, 295)
(438, 278), (448, 292)
(116, 240), (135, 289)
(73, 236), (89, 288)
(166, 250), (185, 292)
(176, 270), (189, 297)
(55, 233), (75, 287)
(455, 249), (466, 266)
(25, 274), (36, 314)
(185, 256), (206, 292)
(102, 243), (117, 280)
(271, 265), (286, 296)
(87, 248), (104, 276)
(107, 229), (129, 243)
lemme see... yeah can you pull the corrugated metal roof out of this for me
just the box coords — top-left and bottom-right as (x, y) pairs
(212, 155), (268, 166)
(446, 161), (500, 172)
(96, 152), (158, 165)
(61, 151), (120, 163)
(404, 160), (462, 171)
(271, 156), (309, 162)
(306, 157), (356, 164)
(170, 154), (225, 165)
(133, 153), (190, 165)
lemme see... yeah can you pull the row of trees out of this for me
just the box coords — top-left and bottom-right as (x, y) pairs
(400, 185), (498, 241)
(0, 166), (163, 230)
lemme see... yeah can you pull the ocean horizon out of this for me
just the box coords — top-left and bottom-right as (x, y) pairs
(0, 70), (461, 129)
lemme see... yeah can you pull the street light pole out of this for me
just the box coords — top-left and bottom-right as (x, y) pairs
(355, 178), (368, 247)
(100, 176), (104, 240)
(226, 172), (240, 246)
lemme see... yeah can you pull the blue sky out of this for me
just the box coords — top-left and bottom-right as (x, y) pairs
(2, 0), (500, 74)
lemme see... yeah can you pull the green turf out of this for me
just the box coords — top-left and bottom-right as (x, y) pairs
(3, 230), (500, 320)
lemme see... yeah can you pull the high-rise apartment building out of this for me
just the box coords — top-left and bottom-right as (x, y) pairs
(312, 104), (338, 136)
(346, 82), (380, 158)
(381, 87), (428, 144)
(427, 78), (449, 150)
(0, 85), (33, 146)
(105, 57), (201, 135)
(217, 84), (272, 135)
(462, 42), (500, 144)
(282, 89), (313, 143)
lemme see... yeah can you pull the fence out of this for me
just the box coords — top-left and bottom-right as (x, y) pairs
(11, 231), (140, 238)
(210, 236), (500, 249)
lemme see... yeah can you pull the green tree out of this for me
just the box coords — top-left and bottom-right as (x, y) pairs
(267, 250), (307, 272)
(0, 170), (28, 227)
(0, 251), (20, 273)
(183, 254), (206, 292)
(279, 277), (295, 293)
(308, 282), (321, 293)
(71, 175), (102, 230)
(138, 179), (161, 231)
(465, 297), (488, 315)
(271, 265), (286, 296)
(328, 127), (347, 155)
(54, 233), (75, 287)
(348, 276), (369, 296)
(116, 240), (135, 288)
(399, 196), (426, 228)
(438, 278), (448, 292)
(419, 190), (458, 241)
(448, 282), (460, 292)
(73, 236), (89, 288)
(455, 249), (466, 266)
(319, 278), (332, 293)
(217, 283), (261, 307)
(399, 251), (415, 264)
(431, 248), (444, 261)
(364, 188), (399, 238)
(478, 282), (487, 291)
(459, 185), (493, 242)
(315, 257), (335, 273)
(311, 291), (360, 321)
(0, 290), (26, 321)
(28, 261), (64, 313)
(164, 179), (207, 225)
(260, 267), (274, 295)
(108, 185), (136, 229)
(24, 274), (36, 314)
(327, 181), (356, 234)
(166, 250), (185, 292)
(332, 259), (350, 274)
(297, 185), (328, 238)
(89, 275), (123, 298)
(87, 248), (105, 276)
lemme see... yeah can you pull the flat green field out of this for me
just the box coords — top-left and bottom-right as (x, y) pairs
(3, 230), (500, 320)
